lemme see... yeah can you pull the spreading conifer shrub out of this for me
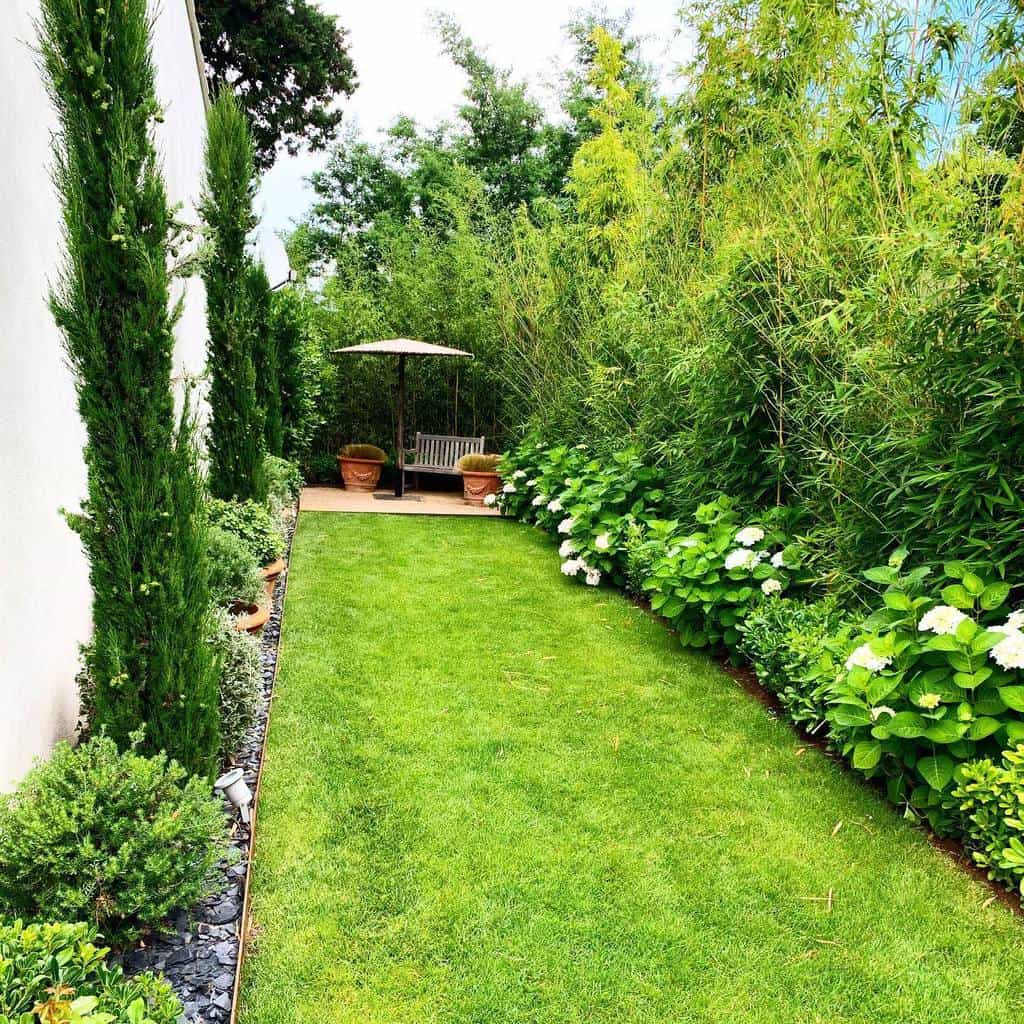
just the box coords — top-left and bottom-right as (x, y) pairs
(38, 0), (219, 776)
(0, 736), (227, 944)
(0, 920), (180, 1024)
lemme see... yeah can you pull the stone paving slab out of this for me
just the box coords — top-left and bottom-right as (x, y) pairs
(300, 486), (500, 517)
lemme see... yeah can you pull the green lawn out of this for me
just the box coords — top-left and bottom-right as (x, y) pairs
(239, 512), (1024, 1024)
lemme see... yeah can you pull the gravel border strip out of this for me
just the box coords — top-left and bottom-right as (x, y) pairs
(121, 510), (295, 1024)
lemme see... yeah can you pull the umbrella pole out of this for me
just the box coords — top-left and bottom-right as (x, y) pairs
(395, 354), (406, 497)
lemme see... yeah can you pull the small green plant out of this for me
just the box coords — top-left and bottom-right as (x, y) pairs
(264, 455), (303, 506)
(827, 551), (1024, 831)
(0, 735), (227, 944)
(207, 498), (283, 566)
(341, 443), (386, 462)
(207, 524), (264, 608)
(0, 920), (180, 1024)
(211, 609), (263, 760)
(457, 453), (501, 473)
(643, 496), (799, 658)
(953, 746), (1024, 893)
(305, 452), (338, 484)
(739, 597), (853, 732)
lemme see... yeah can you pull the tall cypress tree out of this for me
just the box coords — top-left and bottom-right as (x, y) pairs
(248, 263), (284, 457)
(39, 0), (220, 776)
(200, 91), (267, 501)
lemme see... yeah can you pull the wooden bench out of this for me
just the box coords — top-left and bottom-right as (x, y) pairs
(403, 432), (484, 489)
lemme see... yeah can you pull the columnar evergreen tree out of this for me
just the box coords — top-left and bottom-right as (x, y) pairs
(248, 263), (283, 456)
(200, 90), (267, 501)
(271, 289), (322, 462)
(39, 0), (220, 776)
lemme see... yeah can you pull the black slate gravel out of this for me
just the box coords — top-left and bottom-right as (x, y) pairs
(119, 511), (295, 1024)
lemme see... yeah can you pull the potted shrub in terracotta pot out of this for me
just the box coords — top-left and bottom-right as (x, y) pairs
(457, 453), (502, 506)
(338, 444), (386, 492)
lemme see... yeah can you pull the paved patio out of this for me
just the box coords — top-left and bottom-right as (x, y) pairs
(300, 486), (500, 517)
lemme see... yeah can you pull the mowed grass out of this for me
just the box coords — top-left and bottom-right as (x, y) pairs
(239, 512), (1024, 1024)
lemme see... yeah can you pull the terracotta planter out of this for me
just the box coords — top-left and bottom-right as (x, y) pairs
(232, 601), (269, 635)
(261, 558), (285, 581)
(461, 470), (501, 506)
(338, 456), (384, 492)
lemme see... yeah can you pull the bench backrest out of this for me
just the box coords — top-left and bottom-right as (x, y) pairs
(414, 432), (485, 469)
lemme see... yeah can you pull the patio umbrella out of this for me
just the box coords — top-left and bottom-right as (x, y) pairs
(332, 338), (473, 498)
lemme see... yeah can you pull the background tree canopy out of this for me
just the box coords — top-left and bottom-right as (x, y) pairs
(287, 1), (1024, 587)
(194, 0), (356, 168)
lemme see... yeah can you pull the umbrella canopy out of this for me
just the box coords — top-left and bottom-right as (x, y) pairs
(333, 338), (473, 497)
(333, 338), (472, 358)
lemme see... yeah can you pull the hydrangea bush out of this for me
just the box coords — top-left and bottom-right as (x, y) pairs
(642, 496), (799, 657)
(827, 551), (1024, 831)
(497, 439), (664, 588)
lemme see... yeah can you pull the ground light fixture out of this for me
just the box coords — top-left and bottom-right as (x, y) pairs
(215, 767), (253, 823)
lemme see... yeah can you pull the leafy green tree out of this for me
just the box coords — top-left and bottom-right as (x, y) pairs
(39, 0), (219, 775)
(434, 14), (550, 211)
(194, 0), (357, 169)
(272, 289), (323, 463)
(200, 90), (267, 501)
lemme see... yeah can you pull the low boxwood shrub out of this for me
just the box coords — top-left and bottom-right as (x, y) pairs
(952, 745), (1024, 892)
(0, 735), (227, 944)
(642, 496), (799, 658)
(739, 597), (853, 732)
(0, 919), (180, 1024)
(827, 551), (1024, 831)
(211, 609), (262, 760)
(207, 524), (264, 608)
(207, 498), (283, 566)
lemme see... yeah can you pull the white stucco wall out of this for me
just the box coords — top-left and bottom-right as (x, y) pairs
(0, 1), (209, 789)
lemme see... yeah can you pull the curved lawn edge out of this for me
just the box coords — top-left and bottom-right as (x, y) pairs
(240, 512), (1024, 1024)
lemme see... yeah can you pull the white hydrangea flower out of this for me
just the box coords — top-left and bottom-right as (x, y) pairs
(502, 483), (516, 494)
(771, 551), (786, 569)
(735, 526), (765, 547)
(525, 478), (537, 488)
(483, 493), (496, 507)
(595, 532), (611, 551)
(1005, 609), (1024, 631)
(564, 477), (573, 486)
(558, 517), (575, 534)
(991, 629), (1024, 671)
(532, 494), (546, 507)
(918, 605), (967, 636)
(511, 469), (526, 480)
(724, 548), (755, 571)
(916, 692), (942, 709)
(560, 558), (582, 576)
(547, 498), (563, 513)
(558, 539), (576, 558)
(870, 705), (896, 721)
(845, 643), (892, 674)
(761, 578), (782, 596)
(585, 568), (601, 586)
